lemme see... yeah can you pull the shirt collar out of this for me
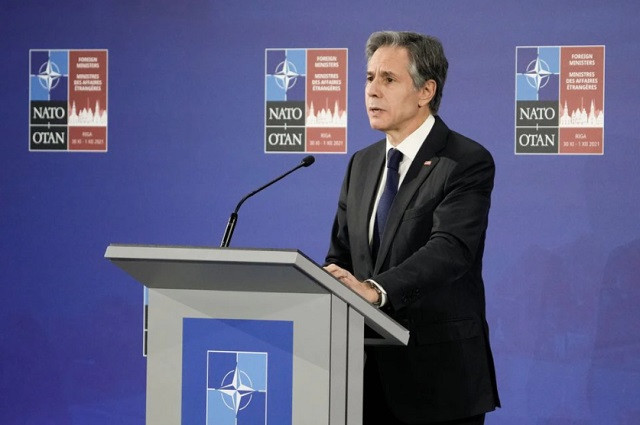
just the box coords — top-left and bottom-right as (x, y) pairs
(385, 114), (435, 162)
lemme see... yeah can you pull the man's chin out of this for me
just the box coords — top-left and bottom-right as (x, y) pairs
(368, 119), (387, 132)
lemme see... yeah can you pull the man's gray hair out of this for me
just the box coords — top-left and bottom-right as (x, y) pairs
(366, 31), (448, 113)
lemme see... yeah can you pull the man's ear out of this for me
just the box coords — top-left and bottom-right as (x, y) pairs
(418, 79), (436, 108)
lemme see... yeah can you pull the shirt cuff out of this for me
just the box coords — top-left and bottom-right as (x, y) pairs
(365, 279), (387, 308)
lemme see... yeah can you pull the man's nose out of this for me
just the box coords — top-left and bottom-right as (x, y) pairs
(366, 77), (380, 97)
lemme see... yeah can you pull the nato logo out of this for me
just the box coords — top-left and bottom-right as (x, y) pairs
(29, 50), (69, 150)
(207, 351), (267, 425)
(30, 50), (69, 102)
(516, 47), (559, 102)
(265, 49), (307, 151)
(182, 318), (292, 425)
(265, 49), (306, 102)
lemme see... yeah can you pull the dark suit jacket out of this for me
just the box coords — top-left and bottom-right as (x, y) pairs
(326, 116), (500, 423)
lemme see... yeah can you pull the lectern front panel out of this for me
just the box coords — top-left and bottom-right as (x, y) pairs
(147, 289), (334, 425)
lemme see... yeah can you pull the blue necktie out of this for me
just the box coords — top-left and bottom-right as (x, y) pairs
(373, 148), (403, 257)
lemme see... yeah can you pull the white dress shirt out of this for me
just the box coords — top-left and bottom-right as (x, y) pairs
(367, 114), (435, 307)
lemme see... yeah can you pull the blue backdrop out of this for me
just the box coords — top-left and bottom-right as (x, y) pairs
(2, 1), (639, 423)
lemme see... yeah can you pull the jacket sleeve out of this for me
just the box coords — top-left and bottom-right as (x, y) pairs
(324, 154), (356, 272)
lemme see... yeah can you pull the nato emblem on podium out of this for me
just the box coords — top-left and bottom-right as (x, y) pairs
(181, 318), (293, 425)
(207, 351), (268, 424)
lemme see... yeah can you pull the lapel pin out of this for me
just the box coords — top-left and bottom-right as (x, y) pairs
(424, 160), (432, 166)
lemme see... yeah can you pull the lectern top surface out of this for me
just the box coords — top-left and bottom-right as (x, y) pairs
(105, 244), (409, 346)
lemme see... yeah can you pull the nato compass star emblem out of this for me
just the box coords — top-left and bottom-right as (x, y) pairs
(37, 60), (62, 92)
(218, 366), (256, 413)
(273, 60), (299, 92)
(524, 58), (553, 90)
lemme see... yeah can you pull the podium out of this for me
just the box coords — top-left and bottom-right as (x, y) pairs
(105, 244), (408, 425)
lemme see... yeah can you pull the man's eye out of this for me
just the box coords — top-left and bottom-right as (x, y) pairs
(386, 77), (394, 83)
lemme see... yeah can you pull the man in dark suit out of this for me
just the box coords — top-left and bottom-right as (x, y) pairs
(324, 31), (500, 424)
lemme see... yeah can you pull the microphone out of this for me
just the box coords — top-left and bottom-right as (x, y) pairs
(220, 155), (315, 247)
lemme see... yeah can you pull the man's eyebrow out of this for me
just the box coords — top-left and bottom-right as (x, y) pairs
(366, 70), (398, 78)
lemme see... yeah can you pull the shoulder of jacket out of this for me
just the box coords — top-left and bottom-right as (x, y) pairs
(352, 138), (385, 162)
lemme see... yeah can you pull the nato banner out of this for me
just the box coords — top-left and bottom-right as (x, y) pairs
(515, 45), (605, 155)
(265, 48), (348, 154)
(29, 49), (108, 152)
(181, 318), (293, 425)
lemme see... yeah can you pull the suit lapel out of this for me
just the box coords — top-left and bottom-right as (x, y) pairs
(374, 117), (450, 273)
(356, 142), (385, 273)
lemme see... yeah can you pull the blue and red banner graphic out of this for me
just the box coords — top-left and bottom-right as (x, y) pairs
(265, 48), (347, 153)
(29, 49), (108, 152)
(515, 46), (605, 155)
